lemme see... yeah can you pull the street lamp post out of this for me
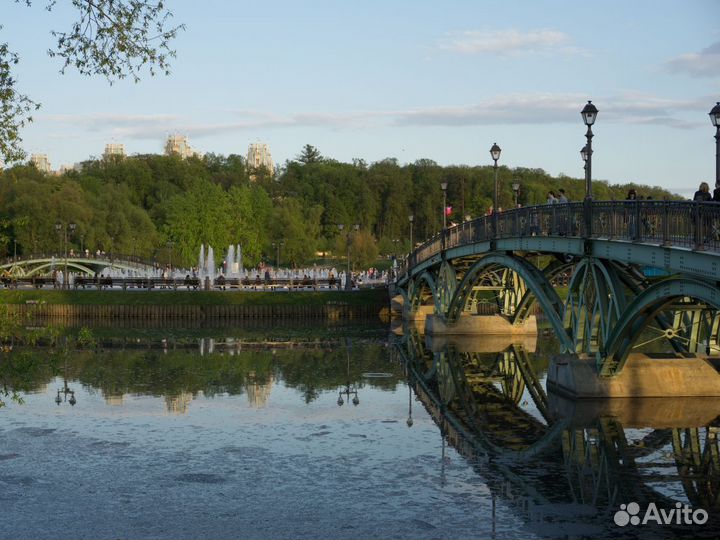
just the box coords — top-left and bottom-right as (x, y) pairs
(440, 182), (448, 230)
(512, 182), (521, 207)
(167, 240), (174, 270)
(710, 102), (720, 186)
(55, 221), (76, 290)
(581, 100), (598, 237)
(272, 241), (284, 268)
(581, 101), (598, 199)
(490, 143), (502, 235)
(409, 215), (414, 251)
(338, 224), (359, 290)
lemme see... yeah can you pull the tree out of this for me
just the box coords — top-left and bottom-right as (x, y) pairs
(0, 1), (184, 164)
(349, 230), (379, 271)
(296, 144), (323, 165)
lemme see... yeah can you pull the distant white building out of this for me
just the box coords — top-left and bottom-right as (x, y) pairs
(247, 143), (274, 176)
(57, 163), (82, 175)
(30, 153), (52, 173)
(103, 143), (126, 159)
(164, 134), (200, 159)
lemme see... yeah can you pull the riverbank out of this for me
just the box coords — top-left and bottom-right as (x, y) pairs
(0, 288), (390, 321)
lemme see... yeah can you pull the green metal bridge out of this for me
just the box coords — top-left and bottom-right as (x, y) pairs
(395, 199), (720, 377)
(0, 254), (156, 278)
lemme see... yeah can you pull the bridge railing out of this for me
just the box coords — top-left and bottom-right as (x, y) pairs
(397, 200), (720, 280)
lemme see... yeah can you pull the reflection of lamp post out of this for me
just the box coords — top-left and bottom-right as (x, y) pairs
(54, 358), (76, 406)
(709, 102), (720, 185)
(440, 182), (448, 229)
(409, 215), (414, 250)
(337, 224), (359, 291)
(337, 342), (359, 406)
(55, 221), (76, 290)
(407, 382), (414, 427)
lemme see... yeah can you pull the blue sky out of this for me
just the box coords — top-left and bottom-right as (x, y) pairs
(3, 0), (720, 196)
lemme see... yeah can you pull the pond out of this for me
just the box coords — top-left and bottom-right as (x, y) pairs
(1, 323), (718, 539)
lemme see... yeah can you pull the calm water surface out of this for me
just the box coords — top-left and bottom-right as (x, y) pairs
(1, 324), (718, 539)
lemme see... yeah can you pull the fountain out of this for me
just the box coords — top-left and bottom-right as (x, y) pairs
(207, 246), (216, 282)
(198, 244), (205, 281)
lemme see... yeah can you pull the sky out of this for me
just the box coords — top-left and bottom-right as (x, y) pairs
(2, 0), (720, 197)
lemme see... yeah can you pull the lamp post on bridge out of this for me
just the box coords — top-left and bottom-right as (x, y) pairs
(409, 214), (414, 251)
(440, 182), (448, 230)
(581, 101), (598, 237)
(512, 182), (521, 208)
(55, 221), (76, 290)
(581, 101), (598, 198)
(490, 142), (502, 236)
(710, 102), (720, 186)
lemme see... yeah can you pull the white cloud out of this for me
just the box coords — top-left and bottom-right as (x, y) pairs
(665, 41), (720, 78)
(439, 29), (578, 56)
(35, 92), (711, 142)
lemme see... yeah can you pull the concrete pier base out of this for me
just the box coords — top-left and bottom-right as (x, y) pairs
(424, 313), (538, 336)
(548, 353), (720, 398)
(548, 393), (720, 428)
(405, 305), (434, 321)
(425, 333), (537, 353)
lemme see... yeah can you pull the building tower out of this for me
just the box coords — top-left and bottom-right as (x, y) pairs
(247, 143), (274, 177)
(103, 143), (126, 159)
(30, 154), (52, 173)
(164, 135), (199, 159)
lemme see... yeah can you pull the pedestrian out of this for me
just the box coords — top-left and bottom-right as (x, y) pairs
(626, 189), (637, 201)
(558, 189), (569, 203)
(713, 182), (720, 202)
(547, 191), (558, 204)
(693, 182), (712, 202)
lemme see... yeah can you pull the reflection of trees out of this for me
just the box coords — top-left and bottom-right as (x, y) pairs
(1, 342), (403, 405)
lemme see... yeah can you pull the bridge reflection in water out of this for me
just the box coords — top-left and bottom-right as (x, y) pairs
(393, 327), (720, 537)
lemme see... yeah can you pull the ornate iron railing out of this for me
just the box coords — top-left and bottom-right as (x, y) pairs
(397, 200), (720, 280)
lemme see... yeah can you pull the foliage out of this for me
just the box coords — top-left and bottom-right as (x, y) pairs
(0, 1), (183, 164)
(0, 147), (683, 269)
(76, 326), (96, 348)
(350, 230), (379, 271)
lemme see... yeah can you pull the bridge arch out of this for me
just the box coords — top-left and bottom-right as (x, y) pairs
(446, 253), (573, 352)
(602, 277), (720, 376)
(564, 257), (627, 355)
(407, 271), (442, 317)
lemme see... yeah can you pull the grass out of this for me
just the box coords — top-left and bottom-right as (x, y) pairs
(0, 288), (388, 307)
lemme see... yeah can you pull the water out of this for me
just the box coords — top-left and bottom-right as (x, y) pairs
(1, 325), (719, 539)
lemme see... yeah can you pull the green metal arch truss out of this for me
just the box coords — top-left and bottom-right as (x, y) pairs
(446, 253), (573, 352)
(602, 277), (720, 376)
(409, 271), (442, 316)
